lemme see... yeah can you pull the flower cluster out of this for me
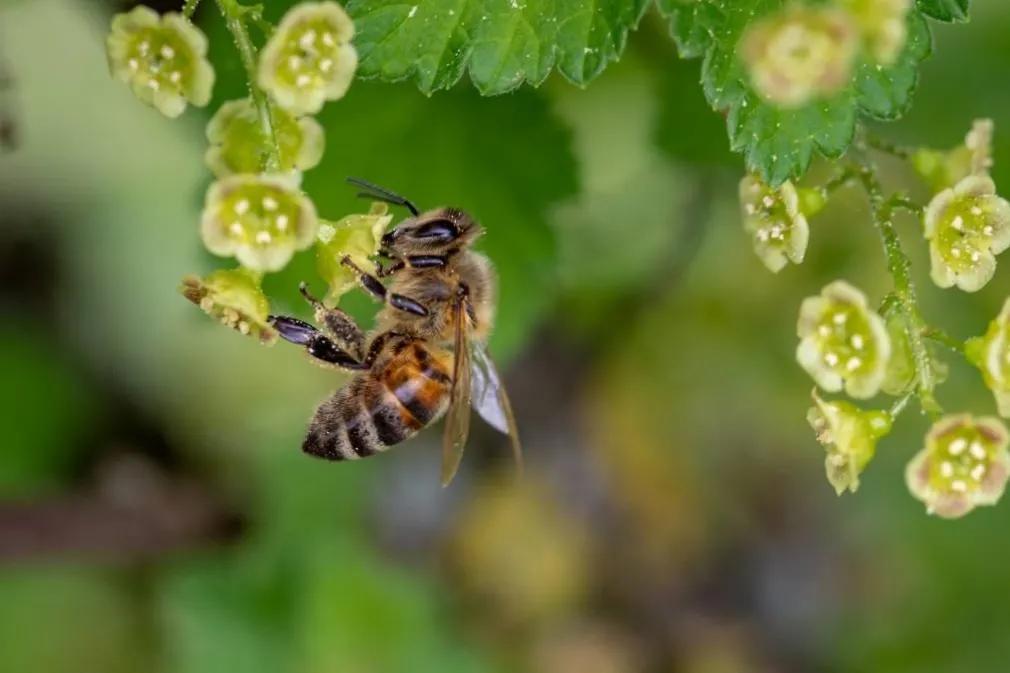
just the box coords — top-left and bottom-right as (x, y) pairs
(105, 2), (381, 342)
(106, 7), (214, 118)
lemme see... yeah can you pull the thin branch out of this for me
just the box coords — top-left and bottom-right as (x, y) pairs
(859, 131), (914, 160)
(854, 159), (942, 418)
(215, 0), (281, 172)
(182, 0), (202, 19)
(889, 388), (915, 418)
(923, 327), (965, 355)
(819, 166), (858, 200)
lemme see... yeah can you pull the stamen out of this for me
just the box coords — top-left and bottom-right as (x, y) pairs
(949, 438), (967, 456)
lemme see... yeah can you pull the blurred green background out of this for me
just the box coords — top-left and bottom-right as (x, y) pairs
(2, 1), (1010, 671)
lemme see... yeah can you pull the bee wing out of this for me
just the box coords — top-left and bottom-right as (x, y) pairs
(470, 342), (523, 476)
(441, 296), (472, 487)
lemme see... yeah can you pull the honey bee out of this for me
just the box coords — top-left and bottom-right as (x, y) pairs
(268, 178), (522, 486)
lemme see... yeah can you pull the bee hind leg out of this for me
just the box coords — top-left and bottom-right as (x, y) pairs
(268, 315), (368, 371)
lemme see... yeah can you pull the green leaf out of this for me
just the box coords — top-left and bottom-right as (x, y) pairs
(656, 0), (722, 59)
(657, 1), (942, 185)
(916, 0), (970, 22)
(345, 0), (650, 95)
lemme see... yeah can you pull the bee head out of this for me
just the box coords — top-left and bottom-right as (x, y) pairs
(381, 208), (482, 255)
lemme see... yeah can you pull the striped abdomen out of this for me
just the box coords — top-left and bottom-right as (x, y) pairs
(302, 341), (452, 460)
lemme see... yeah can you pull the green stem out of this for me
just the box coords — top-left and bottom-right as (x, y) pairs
(887, 193), (924, 217)
(214, 0), (280, 173)
(889, 388), (915, 418)
(820, 166), (857, 200)
(923, 327), (965, 355)
(245, 4), (275, 39)
(182, 0), (202, 19)
(860, 131), (914, 160)
(855, 161), (942, 418)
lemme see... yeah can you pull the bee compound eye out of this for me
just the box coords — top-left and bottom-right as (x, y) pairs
(410, 220), (457, 242)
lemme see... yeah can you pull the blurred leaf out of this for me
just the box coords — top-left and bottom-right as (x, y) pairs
(549, 51), (699, 332)
(656, 0), (719, 59)
(298, 539), (495, 673)
(0, 323), (98, 496)
(345, 0), (650, 95)
(656, 1), (937, 185)
(159, 553), (291, 673)
(0, 567), (147, 673)
(917, 0), (971, 22)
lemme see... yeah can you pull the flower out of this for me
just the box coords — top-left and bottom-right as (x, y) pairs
(808, 390), (891, 495)
(913, 119), (995, 193)
(205, 98), (325, 177)
(739, 6), (858, 108)
(257, 1), (357, 115)
(316, 202), (392, 303)
(739, 174), (810, 273)
(966, 298), (1010, 417)
(106, 7), (214, 118)
(924, 175), (1010, 292)
(201, 174), (318, 272)
(180, 268), (277, 344)
(906, 414), (1010, 518)
(840, 0), (912, 65)
(796, 281), (891, 398)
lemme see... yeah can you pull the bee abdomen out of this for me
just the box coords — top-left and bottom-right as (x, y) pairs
(303, 375), (427, 461)
(303, 378), (386, 461)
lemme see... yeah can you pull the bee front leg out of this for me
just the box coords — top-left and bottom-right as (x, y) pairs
(340, 256), (429, 317)
(298, 282), (366, 359)
(268, 315), (369, 371)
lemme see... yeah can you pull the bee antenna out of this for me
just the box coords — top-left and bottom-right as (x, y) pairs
(345, 177), (420, 216)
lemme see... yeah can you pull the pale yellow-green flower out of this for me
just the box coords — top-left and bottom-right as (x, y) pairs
(808, 390), (891, 495)
(201, 173), (318, 272)
(106, 6), (214, 118)
(913, 119), (995, 193)
(797, 281), (891, 399)
(840, 0), (912, 65)
(966, 298), (1010, 418)
(906, 414), (1010, 518)
(258, 1), (357, 115)
(316, 202), (393, 303)
(180, 268), (276, 344)
(205, 98), (325, 177)
(740, 6), (858, 108)
(739, 174), (809, 273)
(924, 175), (1010, 292)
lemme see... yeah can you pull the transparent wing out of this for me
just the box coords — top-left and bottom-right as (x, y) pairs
(441, 297), (472, 487)
(470, 342), (524, 477)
